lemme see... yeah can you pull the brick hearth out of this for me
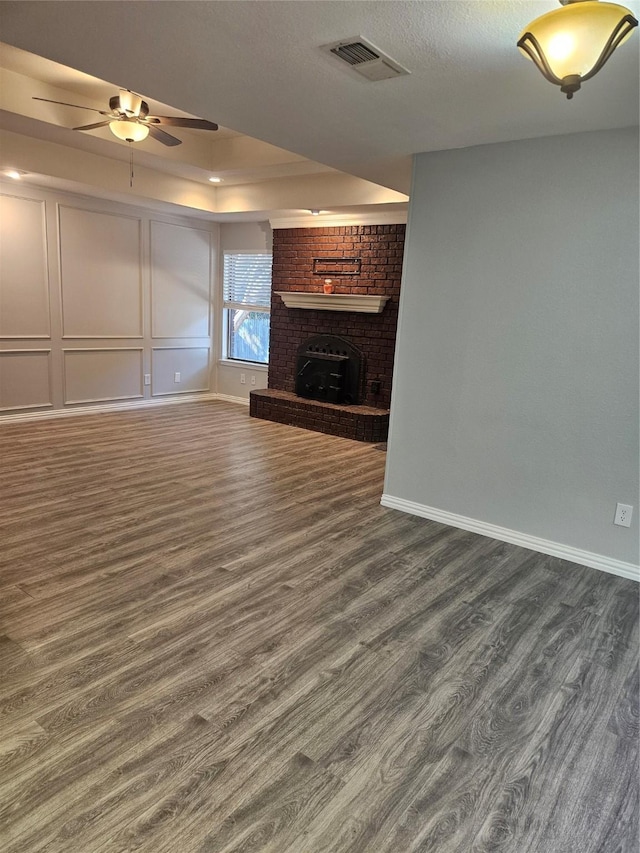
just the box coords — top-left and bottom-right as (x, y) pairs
(250, 389), (389, 443)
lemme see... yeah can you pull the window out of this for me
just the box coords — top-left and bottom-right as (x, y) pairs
(222, 252), (272, 364)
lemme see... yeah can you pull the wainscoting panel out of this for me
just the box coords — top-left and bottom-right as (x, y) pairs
(0, 195), (50, 339)
(150, 220), (211, 339)
(0, 182), (217, 416)
(0, 349), (52, 411)
(59, 205), (143, 339)
(63, 348), (143, 404)
(151, 346), (210, 396)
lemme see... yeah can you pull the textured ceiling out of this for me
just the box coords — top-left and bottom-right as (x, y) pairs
(0, 0), (638, 194)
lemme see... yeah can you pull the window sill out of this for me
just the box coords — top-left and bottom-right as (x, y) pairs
(218, 359), (268, 371)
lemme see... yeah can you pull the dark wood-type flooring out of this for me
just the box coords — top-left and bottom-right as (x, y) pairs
(0, 401), (637, 852)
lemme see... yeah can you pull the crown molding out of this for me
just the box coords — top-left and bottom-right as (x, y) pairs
(269, 211), (407, 229)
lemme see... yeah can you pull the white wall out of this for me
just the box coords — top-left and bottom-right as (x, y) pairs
(384, 128), (639, 572)
(220, 221), (273, 253)
(0, 182), (217, 414)
(216, 221), (272, 401)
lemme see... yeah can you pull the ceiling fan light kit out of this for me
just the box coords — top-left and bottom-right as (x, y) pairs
(518, 0), (638, 98)
(109, 119), (149, 142)
(32, 89), (218, 145)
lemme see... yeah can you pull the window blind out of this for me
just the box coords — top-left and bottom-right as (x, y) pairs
(223, 253), (272, 308)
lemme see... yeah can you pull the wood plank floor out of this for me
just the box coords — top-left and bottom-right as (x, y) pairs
(0, 401), (637, 853)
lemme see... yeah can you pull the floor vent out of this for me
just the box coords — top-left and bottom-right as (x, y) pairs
(322, 36), (410, 81)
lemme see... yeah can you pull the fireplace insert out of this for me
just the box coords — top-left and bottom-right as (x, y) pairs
(295, 335), (363, 405)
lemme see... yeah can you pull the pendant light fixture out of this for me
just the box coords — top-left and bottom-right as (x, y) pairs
(518, 0), (638, 99)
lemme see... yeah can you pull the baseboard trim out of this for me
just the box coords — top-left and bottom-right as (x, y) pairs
(380, 494), (639, 582)
(215, 393), (250, 406)
(0, 392), (227, 423)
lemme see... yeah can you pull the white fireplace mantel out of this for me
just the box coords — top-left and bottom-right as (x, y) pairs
(275, 291), (389, 314)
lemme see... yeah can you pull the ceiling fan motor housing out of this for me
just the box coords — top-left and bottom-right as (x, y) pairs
(110, 93), (149, 118)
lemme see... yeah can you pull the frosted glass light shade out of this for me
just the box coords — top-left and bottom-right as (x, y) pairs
(109, 120), (149, 142)
(518, 0), (638, 98)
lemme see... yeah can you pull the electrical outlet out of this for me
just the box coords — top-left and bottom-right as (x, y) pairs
(240, 373), (246, 384)
(174, 372), (181, 383)
(144, 374), (151, 386)
(614, 503), (633, 527)
(251, 375), (256, 385)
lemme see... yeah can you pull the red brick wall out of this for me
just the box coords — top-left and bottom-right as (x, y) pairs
(269, 224), (405, 409)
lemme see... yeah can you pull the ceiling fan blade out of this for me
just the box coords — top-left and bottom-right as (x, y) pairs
(147, 124), (182, 146)
(73, 121), (112, 131)
(33, 96), (108, 115)
(147, 116), (218, 131)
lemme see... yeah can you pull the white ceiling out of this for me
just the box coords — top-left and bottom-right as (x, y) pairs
(0, 0), (638, 201)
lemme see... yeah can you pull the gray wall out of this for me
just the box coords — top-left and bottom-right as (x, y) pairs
(384, 128), (639, 566)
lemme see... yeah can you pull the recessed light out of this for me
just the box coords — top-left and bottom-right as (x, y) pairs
(208, 176), (222, 183)
(5, 169), (23, 180)
(310, 209), (320, 216)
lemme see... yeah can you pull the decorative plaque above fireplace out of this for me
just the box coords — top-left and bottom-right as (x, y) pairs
(312, 257), (362, 276)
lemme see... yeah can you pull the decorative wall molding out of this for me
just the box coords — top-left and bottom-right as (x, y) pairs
(1, 182), (219, 417)
(380, 493), (639, 582)
(0, 348), (52, 412)
(58, 204), (144, 339)
(276, 292), (389, 313)
(150, 219), (212, 339)
(62, 347), (144, 405)
(60, 336), (145, 341)
(0, 400), (53, 414)
(269, 211), (408, 229)
(0, 195), (51, 339)
(0, 348), (52, 355)
(151, 345), (211, 396)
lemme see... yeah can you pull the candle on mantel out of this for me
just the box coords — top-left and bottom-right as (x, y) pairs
(323, 279), (334, 294)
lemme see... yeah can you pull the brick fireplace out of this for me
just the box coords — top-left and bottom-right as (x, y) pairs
(250, 223), (405, 441)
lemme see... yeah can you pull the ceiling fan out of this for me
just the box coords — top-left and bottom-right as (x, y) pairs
(32, 89), (218, 146)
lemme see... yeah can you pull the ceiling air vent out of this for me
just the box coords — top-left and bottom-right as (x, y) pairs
(322, 36), (410, 82)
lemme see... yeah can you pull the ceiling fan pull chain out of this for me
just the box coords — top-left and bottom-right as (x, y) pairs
(129, 142), (134, 188)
